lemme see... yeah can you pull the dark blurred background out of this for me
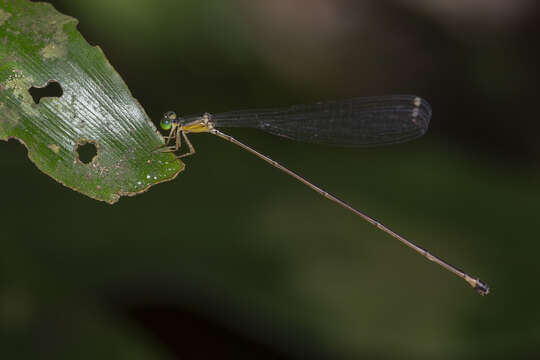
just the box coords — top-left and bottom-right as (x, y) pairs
(2, 0), (540, 359)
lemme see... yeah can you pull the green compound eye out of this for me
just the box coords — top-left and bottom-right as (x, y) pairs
(160, 117), (172, 130)
(160, 111), (177, 130)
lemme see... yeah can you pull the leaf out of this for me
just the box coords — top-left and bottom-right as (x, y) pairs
(0, 0), (183, 204)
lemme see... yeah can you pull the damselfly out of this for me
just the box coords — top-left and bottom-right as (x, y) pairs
(156, 95), (489, 295)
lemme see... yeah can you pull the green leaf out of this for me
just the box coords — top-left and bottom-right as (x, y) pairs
(0, 0), (183, 204)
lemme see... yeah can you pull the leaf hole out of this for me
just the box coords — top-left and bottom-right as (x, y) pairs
(28, 80), (63, 104)
(75, 141), (98, 164)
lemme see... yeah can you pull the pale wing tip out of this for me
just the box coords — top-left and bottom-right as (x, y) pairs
(411, 96), (432, 135)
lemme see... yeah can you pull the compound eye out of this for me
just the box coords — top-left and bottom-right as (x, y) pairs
(160, 117), (172, 130)
(165, 111), (177, 121)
